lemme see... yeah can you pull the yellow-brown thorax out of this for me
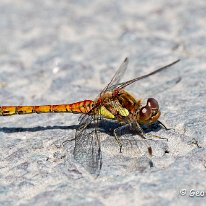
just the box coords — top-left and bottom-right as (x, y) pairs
(95, 89), (161, 125)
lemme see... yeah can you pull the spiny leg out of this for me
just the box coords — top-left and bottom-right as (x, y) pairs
(157, 120), (171, 131)
(141, 120), (171, 142)
(114, 126), (124, 153)
(62, 138), (75, 147)
(113, 123), (138, 153)
(114, 122), (150, 154)
(144, 133), (168, 142)
(130, 122), (152, 156)
(129, 121), (146, 139)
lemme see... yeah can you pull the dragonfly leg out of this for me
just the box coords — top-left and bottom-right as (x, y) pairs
(114, 122), (153, 156)
(62, 138), (75, 147)
(114, 122), (146, 153)
(113, 127), (125, 153)
(129, 122), (153, 155)
(157, 120), (171, 131)
(144, 133), (168, 142)
(129, 121), (146, 139)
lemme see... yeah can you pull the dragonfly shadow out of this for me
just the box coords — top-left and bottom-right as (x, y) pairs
(0, 120), (163, 135)
(97, 119), (163, 136)
(141, 122), (163, 133)
(0, 125), (78, 133)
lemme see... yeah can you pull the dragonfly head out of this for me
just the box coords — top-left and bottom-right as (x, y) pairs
(138, 98), (160, 125)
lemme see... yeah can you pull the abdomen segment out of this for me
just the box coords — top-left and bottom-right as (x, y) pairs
(0, 100), (94, 116)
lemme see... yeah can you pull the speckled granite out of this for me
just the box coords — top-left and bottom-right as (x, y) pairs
(0, 0), (206, 205)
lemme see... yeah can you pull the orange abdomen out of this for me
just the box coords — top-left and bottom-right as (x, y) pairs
(0, 100), (94, 116)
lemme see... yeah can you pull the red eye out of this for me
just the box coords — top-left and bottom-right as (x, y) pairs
(147, 98), (159, 110)
(139, 105), (152, 120)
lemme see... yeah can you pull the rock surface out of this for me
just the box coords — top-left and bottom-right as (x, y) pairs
(0, 0), (206, 205)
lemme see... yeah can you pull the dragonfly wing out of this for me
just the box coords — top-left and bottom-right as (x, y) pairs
(109, 59), (180, 91)
(100, 57), (129, 95)
(73, 56), (129, 175)
(74, 114), (102, 176)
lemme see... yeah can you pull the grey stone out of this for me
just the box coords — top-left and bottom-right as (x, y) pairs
(0, 0), (206, 205)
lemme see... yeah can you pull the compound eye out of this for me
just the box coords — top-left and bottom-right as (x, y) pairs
(147, 98), (159, 110)
(139, 105), (152, 120)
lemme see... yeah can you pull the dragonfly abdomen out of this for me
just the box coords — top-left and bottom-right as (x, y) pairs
(0, 100), (94, 116)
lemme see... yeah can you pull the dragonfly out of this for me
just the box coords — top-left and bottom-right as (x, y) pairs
(0, 58), (180, 175)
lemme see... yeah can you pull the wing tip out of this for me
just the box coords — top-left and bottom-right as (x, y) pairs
(174, 58), (181, 64)
(124, 57), (129, 63)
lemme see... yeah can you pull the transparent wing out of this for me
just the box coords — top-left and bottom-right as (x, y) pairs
(73, 58), (129, 175)
(73, 58), (179, 174)
(100, 57), (129, 95)
(107, 59), (180, 91)
(73, 114), (102, 176)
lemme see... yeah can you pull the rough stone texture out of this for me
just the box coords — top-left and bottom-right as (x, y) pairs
(0, 0), (206, 205)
